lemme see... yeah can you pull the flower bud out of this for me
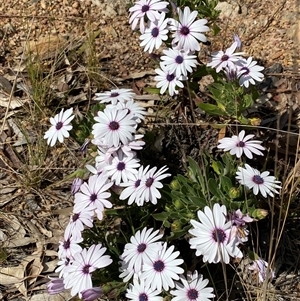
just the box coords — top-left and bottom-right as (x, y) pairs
(171, 220), (182, 232)
(71, 177), (83, 194)
(170, 179), (180, 190)
(81, 287), (102, 301)
(174, 199), (183, 210)
(252, 208), (268, 220)
(47, 277), (65, 295)
(228, 187), (241, 199)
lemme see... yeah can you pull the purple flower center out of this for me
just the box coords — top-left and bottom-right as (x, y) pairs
(237, 141), (245, 147)
(135, 179), (141, 188)
(180, 25), (190, 36)
(221, 54), (229, 62)
(145, 177), (154, 187)
(90, 193), (97, 202)
(187, 288), (199, 300)
(240, 66), (250, 75)
(110, 92), (119, 97)
(175, 55), (184, 64)
(253, 175), (264, 185)
(72, 213), (79, 222)
(82, 264), (91, 275)
(139, 293), (148, 301)
(56, 121), (63, 130)
(63, 238), (70, 250)
(151, 27), (159, 37)
(109, 121), (120, 131)
(166, 73), (175, 82)
(141, 5), (150, 13)
(137, 243), (147, 253)
(212, 228), (226, 243)
(117, 162), (126, 171)
(153, 260), (165, 272)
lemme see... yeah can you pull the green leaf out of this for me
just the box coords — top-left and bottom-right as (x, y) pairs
(152, 212), (169, 221)
(211, 160), (224, 175)
(211, 23), (221, 36)
(220, 176), (233, 191)
(191, 65), (210, 78)
(198, 103), (225, 116)
(187, 157), (203, 182)
(208, 178), (222, 199)
(188, 196), (207, 207)
(144, 87), (161, 94)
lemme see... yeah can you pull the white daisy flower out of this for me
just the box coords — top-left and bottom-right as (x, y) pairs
(154, 63), (184, 96)
(104, 149), (140, 185)
(224, 64), (239, 81)
(137, 165), (171, 205)
(189, 203), (243, 264)
(120, 165), (149, 206)
(64, 206), (94, 240)
(139, 13), (169, 53)
(74, 174), (113, 220)
(170, 270), (215, 301)
(169, 6), (209, 52)
(236, 164), (281, 198)
(120, 135), (146, 156)
(141, 242), (184, 291)
(206, 41), (244, 73)
(217, 130), (265, 159)
(64, 244), (112, 297)
(55, 257), (72, 278)
(248, 258), (275, 283)
(58, 231), (83, 259)
(95, 88), (135, 105)
(103, 135), (145, 159)
(107, 99), (147, 123)
(160, 47), (198, 77)
(44, 107), (74, 146)
(92, 107), (137, 148)
(129, 0), (169, 33)
(121, 227), (163, 273)
(237, 57), (264, 88)
(119, 260), (139, 282)
(126, 278), (163, 301)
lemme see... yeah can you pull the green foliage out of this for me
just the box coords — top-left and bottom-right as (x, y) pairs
(175, 0), (220, 21)
(198, 77), (259, 123)
(153, 153), (269, 240)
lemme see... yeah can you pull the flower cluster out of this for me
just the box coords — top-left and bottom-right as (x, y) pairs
(129, 0), (209, 96)
(218, 130), (281, 198)
(120, 227), (215, 301)
(42, 1), (281, 299)
(44, 86), (173, 298)
(207, 40), (264, 88)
